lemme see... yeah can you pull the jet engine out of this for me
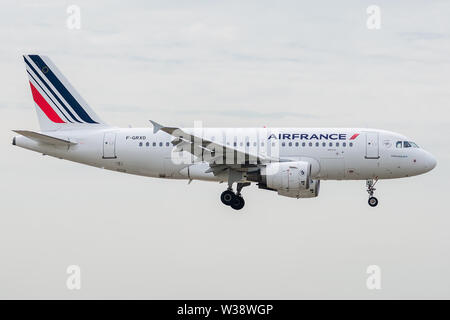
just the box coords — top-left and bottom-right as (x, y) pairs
(250, 161), (320, 198)
(261, 161), (311, 191)
(277, 179), (320, 198)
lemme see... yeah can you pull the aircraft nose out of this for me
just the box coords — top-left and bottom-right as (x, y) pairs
(424, 152), (437, 172)
(428, 154), (437, 170)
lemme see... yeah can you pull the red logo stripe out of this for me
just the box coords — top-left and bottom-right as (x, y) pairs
(350, 133), (359, 140)
(29, 82), (65, 123)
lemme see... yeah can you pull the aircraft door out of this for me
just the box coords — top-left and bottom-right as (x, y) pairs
(103, 132), (117, 159)
(365, 132), (379, 159)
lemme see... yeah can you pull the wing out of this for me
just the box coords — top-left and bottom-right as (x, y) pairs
(150, 120), (278, 175)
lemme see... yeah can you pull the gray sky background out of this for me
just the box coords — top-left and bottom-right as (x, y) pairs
(0, 0), (449, 299)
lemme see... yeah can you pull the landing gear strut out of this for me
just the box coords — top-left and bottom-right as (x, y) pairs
(220, 182), (250, 211)
(366, 178), (379, 207)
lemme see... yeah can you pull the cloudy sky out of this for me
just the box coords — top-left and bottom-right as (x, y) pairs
(0, 0), (449, 299)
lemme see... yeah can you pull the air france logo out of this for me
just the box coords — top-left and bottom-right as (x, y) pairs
(267, 133), (359, 140)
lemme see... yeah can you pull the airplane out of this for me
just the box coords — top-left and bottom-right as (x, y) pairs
(13, 55), (437, 210)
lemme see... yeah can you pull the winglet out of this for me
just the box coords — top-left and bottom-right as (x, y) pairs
(149, 120), (163, 134)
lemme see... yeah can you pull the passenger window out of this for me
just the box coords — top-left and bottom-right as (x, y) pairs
(166, 142), (170, 147)
(322, 142), (326, 147)
(233, 142), (237, 147)
(349, 142), (353, 147)
(403, 141), (411, 148)
(288, 142), (292, 147)
(139, 142), (143, 147)
(261, 142), (265, 147)
(253, 142), (257, 147)
(282, 142), (286, 147)
(295, 142), (299, 147)
(246, 142), (250, 147)
(396, 141), (402, 148)
(336, 142), (339, 147)
(329, 142), (333, 147)
(146, 142), (149, 147)
(272, 142), (276, 147)
(309, 142), (312, 147)
(153, 142), (156, 147)
(159, 142), (163, 147)
(343, 142), (346, 147)
(302, 142), (306, 147)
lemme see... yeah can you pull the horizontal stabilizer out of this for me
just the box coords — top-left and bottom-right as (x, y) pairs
(13, 130), (77, 146)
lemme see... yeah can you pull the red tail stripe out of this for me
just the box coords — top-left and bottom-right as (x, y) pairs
(29, 82), (65, 123)
(350, 133), (359, 140)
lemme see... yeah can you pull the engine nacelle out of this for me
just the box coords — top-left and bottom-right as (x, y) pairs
(261, 161), (311, 192)
(277, 179), (320, 198)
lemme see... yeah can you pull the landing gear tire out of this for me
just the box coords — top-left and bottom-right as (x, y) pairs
(220, 190), (235, 206)
(366, 178), (379, 207)
(221, 182), (249, 210)
(368, 197), (378, 207)
(230, 195), (245, 210)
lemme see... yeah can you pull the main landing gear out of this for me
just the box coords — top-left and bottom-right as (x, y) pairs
(366, 178), (379, 207)
(221, 182), (250, 211)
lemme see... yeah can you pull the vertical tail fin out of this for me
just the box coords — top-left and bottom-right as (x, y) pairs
(23, 54), (107, 131)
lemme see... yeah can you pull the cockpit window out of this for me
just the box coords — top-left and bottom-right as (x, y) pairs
(396, 140), (419, 148)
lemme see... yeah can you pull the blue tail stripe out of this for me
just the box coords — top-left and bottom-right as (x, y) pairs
(26, 70), (73, 123)
(29, 55), (98, 124)
(24, 57), (81, 123)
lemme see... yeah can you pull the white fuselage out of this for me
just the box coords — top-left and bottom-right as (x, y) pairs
(14, 127), (436, 182)
(16, 54), (438, 208)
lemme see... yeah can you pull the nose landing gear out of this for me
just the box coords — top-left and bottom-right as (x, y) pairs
(366, 178), (379, 207)
(220, 182), (250, 211)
